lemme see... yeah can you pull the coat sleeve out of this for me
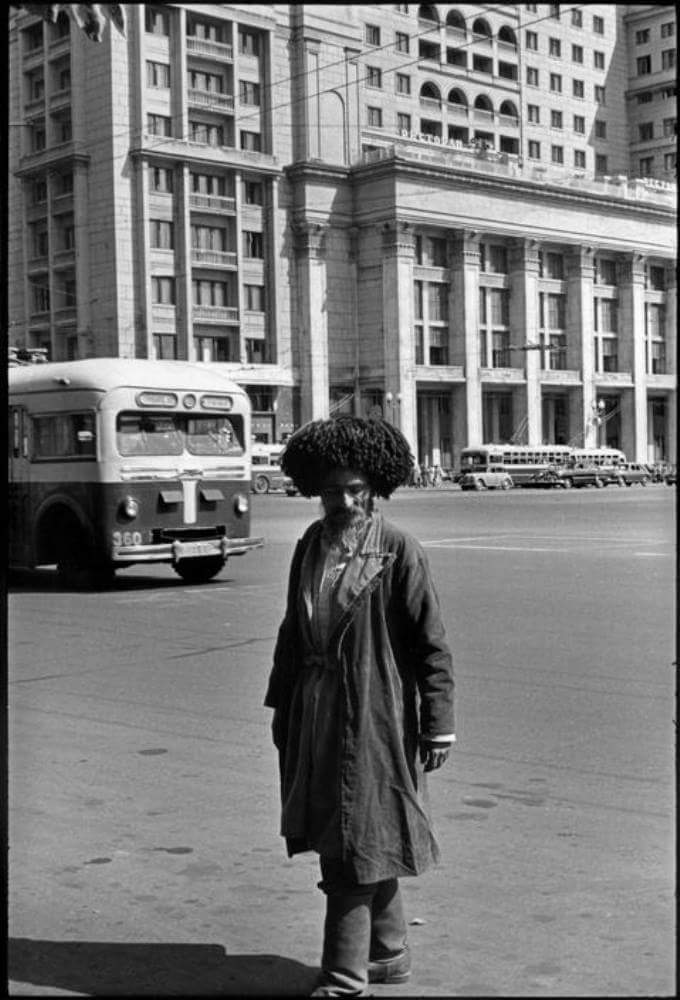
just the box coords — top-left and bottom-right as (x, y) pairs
(390, 533), (455, 739)
(263, 537), (304, 711)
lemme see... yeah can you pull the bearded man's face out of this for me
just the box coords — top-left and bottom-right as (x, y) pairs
(319, 468), (373, 545)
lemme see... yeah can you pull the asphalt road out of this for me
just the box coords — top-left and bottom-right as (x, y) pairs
(7, 485), (676, 997)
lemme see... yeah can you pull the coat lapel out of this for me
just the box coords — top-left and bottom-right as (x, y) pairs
(328, 516), (394, 646)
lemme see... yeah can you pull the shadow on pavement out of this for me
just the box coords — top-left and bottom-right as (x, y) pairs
(6, 569), (239, 595)
(9, 938), (318, 996)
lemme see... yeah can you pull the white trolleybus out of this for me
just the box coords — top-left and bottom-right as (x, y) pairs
(8, 359), (264, 585)
(459, 444), (627, 487)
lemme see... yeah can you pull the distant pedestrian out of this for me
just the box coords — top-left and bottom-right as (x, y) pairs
(432, 464), (442, 488)
(266, 415), (455, 997)
(421, 461), (431, 487)
(410, 461), (422, 488)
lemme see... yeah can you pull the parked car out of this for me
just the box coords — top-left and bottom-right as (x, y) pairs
(617, 462), (651, 487)
(460, 465), (513, 491)
(283, 476), (299, 496)
(251, 443), (287, 494)
(530, 465), (618, 489)
(664, 465), (677, 486)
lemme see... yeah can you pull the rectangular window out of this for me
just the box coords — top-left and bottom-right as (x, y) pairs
(593, 15), (604, 34)
(573, 114), (585, 133)
(545, 252), (565, 280)
(527, 67), (539, 86)
(526, 30), (538, 50)
(637, 91), (653, 104)
(594, 50), (605, 69)
(145, 6), (169, 35)
(395, 31), (410, 53)
(473, 54), (493, 74)
(595, 120), (607, 139)
(637, 55), (652, 75)
(33, 284), (50, 312)
(599, 299), (618, 331)
(366, 66), (382, 88)
(595, 154), (608, 174)
(243, 179), (263, 204)
(414, 280), (423, 320)
(639, 122), (654, 141)
(190, 121), (224, 146)
(596, 259), (617, 285)
(239, 29), (260, 56)
(549, 5), (560, 19)
(146, 61), (170, 88)
(573, 79), (584, 98)
(419, 39), (440, 62)
(664, 152), (676, 172)
(192, 279), (230, 306)
(635, 29), (650, 44)
(153, 334), (177, 360)
(551, 110), (563, 129)
(56, 113), (72, 143)
(550, 73), (562, 93)
(397, 112), (411, 132)
(528, 104), (540, 124)
(367, 106), (383, 127)
(396, 73), (411, 95)
(647, 266), (666, 291)
(528, 140), (541, 159)
(549, 38), (561, 58)
(487, 245), (507, 274)
(489, 288), (509, 326)
(24, 23), (43, 51)
(151, 276), (175, 304)
(429, 328), (449, 366)
(243, 230), (264, 258)
(572, 8), (582, 27)
(244, 284), (265, 311)
(147, 114), (172, 136)
(33, 412), (96, 460)
(663, 118), (677, 136)
(190, 70), (224, 93)
(662, 49), (676, 70)
(365, 24), (380, 45)
(187, 17), (225, 43)
(428, 283), (448, 321)
(32, 122), (46, 152)
(572, 44), (583, 63)
(574, 149), (586, 169)
(150, 219), (174, 250)
(239, 80), (260, 105)
(33, 179), (47, 204)
(551, 145), (564, 164)
(639, 156), (654, 176)
(149, 166), (173, 193)
(240, 131), (261, 152)
(661, 22), (674, 38)
(417, 236), (447, 267)
(595, 85), (606, 104)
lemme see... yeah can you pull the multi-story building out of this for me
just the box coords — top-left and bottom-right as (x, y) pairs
(8, 4), (677, 464)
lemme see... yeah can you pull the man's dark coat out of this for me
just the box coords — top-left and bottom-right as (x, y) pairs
(265, 513), (454, 884)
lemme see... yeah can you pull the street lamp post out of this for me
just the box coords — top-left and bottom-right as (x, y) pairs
(592, 399), (606, 446)
(384, 390), (402, 426)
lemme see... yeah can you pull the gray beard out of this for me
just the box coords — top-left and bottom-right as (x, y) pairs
(322, 509), (369, 550)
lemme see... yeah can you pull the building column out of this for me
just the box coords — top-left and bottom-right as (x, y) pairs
(293, 219), (329, 423)
(509, 238), (541, 444)
(664, 264), (677, 463)
(72, 158), (92, 357)
(449, 230), (482, 446)
(566, 246), (596, 446)
(177, 161), (192, 361)
(381, 220), (417, 454)
(617, 253), (647, 462)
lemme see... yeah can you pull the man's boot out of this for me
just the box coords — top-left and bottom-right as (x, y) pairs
(368, 878), (411, 984)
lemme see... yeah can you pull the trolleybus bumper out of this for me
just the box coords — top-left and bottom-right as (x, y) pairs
(111, 536), (265, 564)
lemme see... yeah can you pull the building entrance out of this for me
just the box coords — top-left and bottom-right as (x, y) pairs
(417, 391), (453, 471)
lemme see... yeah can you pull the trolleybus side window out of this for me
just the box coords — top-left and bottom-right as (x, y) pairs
(32, 412), (96, 460)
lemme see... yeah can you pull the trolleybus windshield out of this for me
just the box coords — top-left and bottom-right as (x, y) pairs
(116, 413), (245, 458)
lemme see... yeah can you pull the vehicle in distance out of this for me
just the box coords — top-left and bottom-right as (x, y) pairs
(460, 465), (513, 491)
(251, 443), (287, 494)
(664, 465), (676, 485)
(617, 462), (651, 487)
(529, 465), (621, 489)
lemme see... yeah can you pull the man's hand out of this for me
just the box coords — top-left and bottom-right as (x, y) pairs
(419, 740), (451, 772)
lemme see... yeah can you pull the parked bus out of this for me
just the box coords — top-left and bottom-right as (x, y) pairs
(251, 442), (287, 494)
(459, 444), (626, 486)
(8, 359), (264, 586)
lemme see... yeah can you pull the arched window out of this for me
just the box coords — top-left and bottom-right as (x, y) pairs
(499, 100), (518, 119)
(420, 82), (441, 101)
(418, 5), (440, 23)
(446, 10), (466, 31)
(448, 88), (468, 106)
(472, 17), (492, 37)
(474, 94), (494, 112)
(498, 25), (517, 46)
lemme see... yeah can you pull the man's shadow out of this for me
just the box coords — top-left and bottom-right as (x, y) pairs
(8, 938), (318, 996)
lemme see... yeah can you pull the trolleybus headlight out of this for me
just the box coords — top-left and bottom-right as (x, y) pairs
(234, 493), (249, 516)
(120, 496), (139, 519)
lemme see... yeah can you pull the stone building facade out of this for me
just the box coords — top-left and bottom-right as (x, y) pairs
(8, 3), (677, 463)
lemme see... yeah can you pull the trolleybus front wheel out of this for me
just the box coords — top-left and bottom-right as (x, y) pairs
(56, 526), (114, 590)
(174, 556), (225, 584)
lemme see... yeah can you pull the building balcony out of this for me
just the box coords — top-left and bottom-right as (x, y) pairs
(54, 306), (76, 324)
(497, 39), (518, 55)
(187, 88), (234, 111)
(420, 97), (442, 110)
(594, 370), (634, 386)
(646, 372), (675, 389)
(473, 108), (494, 125)
(151, 304), (176, 324)
(446, 103), (469, 121)
(186, 37), (233, 60)
(539, 369), (582, 385)
(27, 255), (49, 273)
(471, 32), (493, 46)
(498, 114), (519, 130)
(192, 304), (239, 323)
(52, 248), (75, 268)
(190, 248), (237, 268)
(24, 96), (45, 116)
(189, 192), (236, 213)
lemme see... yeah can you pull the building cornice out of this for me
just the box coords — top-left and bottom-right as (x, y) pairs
(284, 160), (352, 185)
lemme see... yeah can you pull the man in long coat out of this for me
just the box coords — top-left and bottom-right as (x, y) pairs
(265, 415), (455, 997)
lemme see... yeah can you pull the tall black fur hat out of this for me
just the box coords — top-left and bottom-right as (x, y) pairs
(280, 414), (414, 498)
